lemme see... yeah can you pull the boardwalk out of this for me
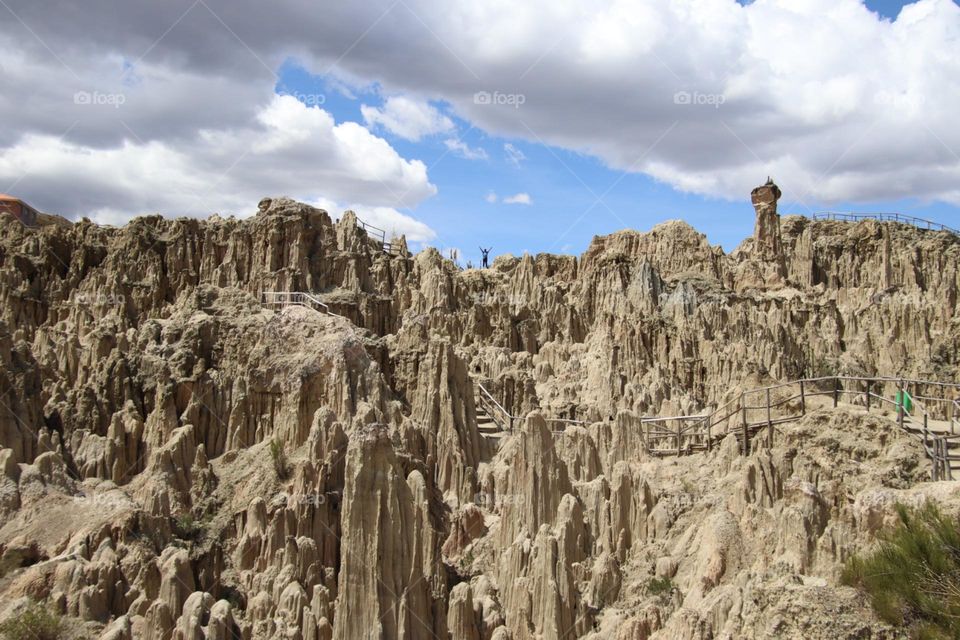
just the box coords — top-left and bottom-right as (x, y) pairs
(476, 376), (960, 481)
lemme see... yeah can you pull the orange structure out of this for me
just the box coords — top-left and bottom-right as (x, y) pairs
(0, 194), (39, 226)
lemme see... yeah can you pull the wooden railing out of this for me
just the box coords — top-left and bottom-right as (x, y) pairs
(678, 376), (960, 480)
(479, 375), (959, 481)
(812, 212), (959, 235)
(698, 376), (959, 480)
(260, 291), (336, 316)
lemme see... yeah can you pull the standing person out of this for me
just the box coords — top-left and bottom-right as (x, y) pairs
(480, 247), (492, 269)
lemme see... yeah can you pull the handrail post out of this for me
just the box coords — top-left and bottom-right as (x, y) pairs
(933, 439), (938, 481)
(950, 399), (956, 435)
(741, 393), (749, 456)
(898, 379), (905, 430)
(676, 420), (682, 457)
(865, 380), (870, 412)
(944, 439), (951, 482)
(924, 414), (930, 452)
(932, 437), (940, 482)
(940, 439), (945, 481)
(766, 387), (773, 448)
(833, 378), (839, 408)
(800, 380), (806, 415)
(705, 417), (712, 452)
(939, 438), (946, 481)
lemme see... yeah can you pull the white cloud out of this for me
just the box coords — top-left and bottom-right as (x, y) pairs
(361, 95), (454, 141)
(444, 138), (488, 160)
(504, 143), (526, 167)
(3, 0), (960, 211)
(0, 95), (438, 237)
(484, 191), (498, 203)
(503, 192), (532, 205)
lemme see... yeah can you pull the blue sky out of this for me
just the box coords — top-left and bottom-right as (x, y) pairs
(272, 0), (958, 265)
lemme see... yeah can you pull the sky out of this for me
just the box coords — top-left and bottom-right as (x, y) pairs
(1, 0), (958, 266)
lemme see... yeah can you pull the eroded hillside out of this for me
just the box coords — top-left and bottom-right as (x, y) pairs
(0, 193), (958, 639)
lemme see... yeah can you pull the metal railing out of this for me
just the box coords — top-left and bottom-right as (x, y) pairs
(811, 212), (959, 235)
(261, 291), (335, 316)
(356, 217), (402, 255)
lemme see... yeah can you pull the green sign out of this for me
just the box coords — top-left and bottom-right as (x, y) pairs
(895, 390), (914, 414)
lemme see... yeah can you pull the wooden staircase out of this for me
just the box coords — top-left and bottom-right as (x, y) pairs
(475, 399), (506, 447)
(899, 396), (960, 479)
(474, 382), (513, 451)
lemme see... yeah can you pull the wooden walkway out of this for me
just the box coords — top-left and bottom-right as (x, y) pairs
(475, 383), (511, 447)
(476, 376), (960, 481)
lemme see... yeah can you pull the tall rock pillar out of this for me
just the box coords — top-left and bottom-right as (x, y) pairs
(751, 177), (783, 259)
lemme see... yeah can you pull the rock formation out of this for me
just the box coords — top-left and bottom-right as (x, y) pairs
(751, 177), (783, 258)
(0, 194), (957, 638)
(748, 177), (787, 284)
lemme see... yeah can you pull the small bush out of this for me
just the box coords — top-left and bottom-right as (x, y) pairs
(647, 576), (674, 596)
(842, 503), (960, 639)
(0, 602), (64, 640)
(174, 512), (205, 541)
(270, 439), (290, 480)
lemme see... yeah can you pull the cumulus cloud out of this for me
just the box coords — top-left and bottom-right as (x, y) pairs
(0, 94), (437, 239)
(484, 191), (498, 203)
(2, 0), (959, 214)
(361, 96), (454, 141)
(503, 192), (532, 205)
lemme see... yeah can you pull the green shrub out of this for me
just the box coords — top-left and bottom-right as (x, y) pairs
(174, 512), (203, 541)
(270, 439), (289, 480)
(647, 576), (674, 596)
(0, 602), (64, 640)
(842, 503), (960, 639)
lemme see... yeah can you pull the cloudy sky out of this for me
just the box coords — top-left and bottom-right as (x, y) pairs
(1, 0), (958, 263)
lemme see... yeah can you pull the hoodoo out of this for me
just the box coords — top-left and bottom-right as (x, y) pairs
(0, 194), (957, 639)
(750, 177), (782, 259)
